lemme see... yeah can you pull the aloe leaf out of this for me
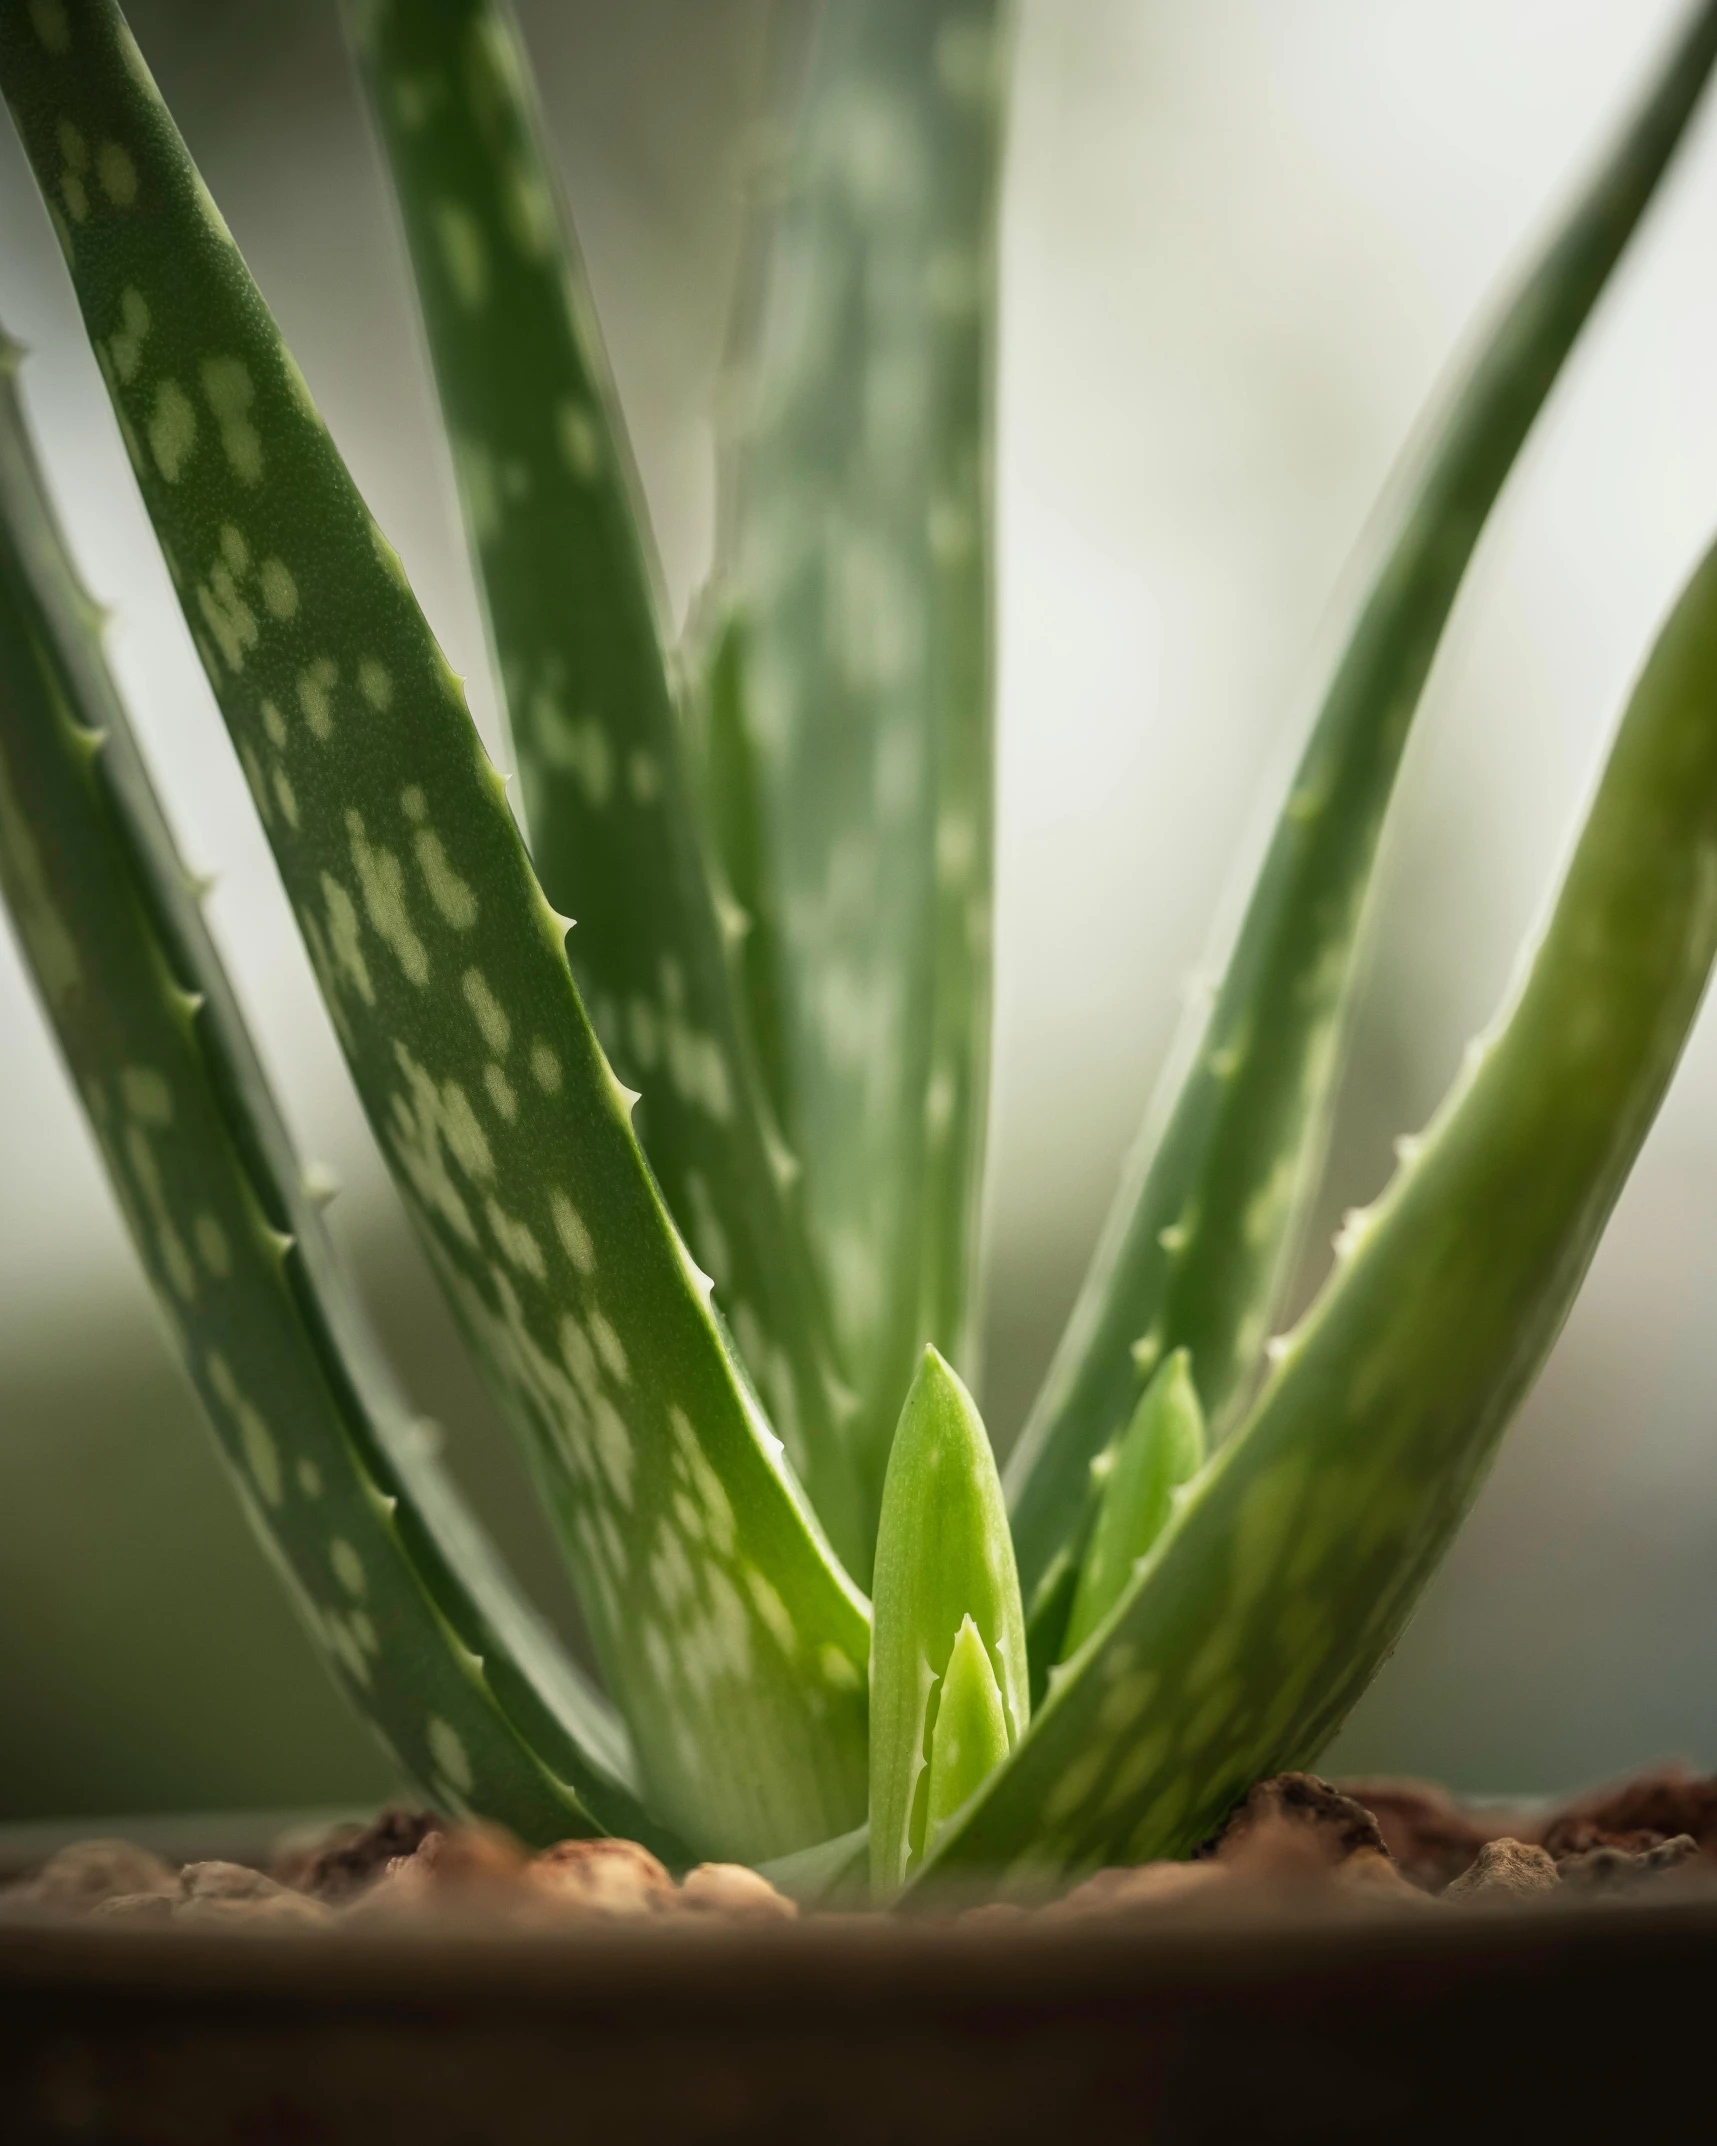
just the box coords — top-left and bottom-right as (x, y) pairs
(923, 529), (1717, 1882)
(698, 609), (794, 1136)
(869, 1347), (1025, 1893)
(926, 1613), (1011, 1849)
(710, 0), (1010, 1515)
(1060, 1349), (1204, 1662)
(0, 337), (679, 1851)
(342, 0), (869, 1583)
(1005, 0), (1717, 1654)
(0, 0), (869, 1864)
(755, 1819), (869, 1908)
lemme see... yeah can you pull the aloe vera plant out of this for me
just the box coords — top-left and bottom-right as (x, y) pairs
(4, 0), (1717, 1899)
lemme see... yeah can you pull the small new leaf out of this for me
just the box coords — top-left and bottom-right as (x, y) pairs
(869, 1347), (1026, 1893)
(1061, 1348), (1205, 1661)
(926, 1613), (1011, 1850)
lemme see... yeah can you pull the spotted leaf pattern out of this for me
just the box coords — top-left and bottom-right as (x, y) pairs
(345, 0), (870, 1583)
(927, 533), (1717, 1882)
(710, 0), (1010, 1524)
(0, 0), (869, 1865)
(0, 340), (674, 1852)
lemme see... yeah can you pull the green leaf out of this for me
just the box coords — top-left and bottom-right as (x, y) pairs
(343, 0), (870, 1583)
(1004, 0), (1717, 1661)
(869, 1347), (1025, 1893)
(1060, 1349), (1204, 1663)
(698, 611), (793, 1137)
(926, 1613), (1010, 1849)
(0, 0), (868, 1865)
(924, 527), (1717, 1882)
(0, 335), (675, 1853)
(710, 0), (1010, 1519)
(754, 1819), (870, 1908)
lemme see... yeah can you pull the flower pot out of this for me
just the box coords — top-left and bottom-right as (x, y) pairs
(3, 1813), (1715, 2146)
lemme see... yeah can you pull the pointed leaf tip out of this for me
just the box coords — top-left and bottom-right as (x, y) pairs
(869, 1347), (1027, 1893)
(925, 1614), (1010, 1851)
(1061, 1348), (1205, 1659)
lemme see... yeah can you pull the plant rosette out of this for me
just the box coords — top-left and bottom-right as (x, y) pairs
(4, 0), (1717, 1932)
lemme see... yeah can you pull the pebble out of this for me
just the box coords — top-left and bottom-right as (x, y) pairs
(1444, 1839), (1560, 1901)
(678, 1862), (798, 1922)
(1540, 1763), (1717, 1861)
(173, 1862), (330, 1927)
(19, 1838), (175, 1915)
(527, 1837), (676, 1918)
(1211, 1773), (1391, 1874)
(274, 1806), (438, 1904)
(1557, 1834), (1699, 1893)
(341, 1824), (528, 1923)
(1340, 1777), (1530, 1893)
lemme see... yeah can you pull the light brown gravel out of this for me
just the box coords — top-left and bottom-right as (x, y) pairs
(12, 1766), (1717, 1935)
(1444, 1839), (1560, 1902)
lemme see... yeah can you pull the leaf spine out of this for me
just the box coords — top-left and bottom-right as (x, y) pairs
(300, 1160), (341, 1209)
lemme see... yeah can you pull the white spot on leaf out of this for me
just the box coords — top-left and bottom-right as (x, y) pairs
(298, 657), (338, 740)
(259, 558), (297, 619)
(434, 201), (489, 310)
(108, 287), (149, 383)
(462, 967), (510, 1054)
(97, 141), (137, 207)
(358, 657), (393, 711)
(148, 380), (196, 482)
(348, 810), (429, 984)
(415, 829), (477, 930)
(550, 1189), (595, 1275)
(330, 1538), (367, 1598)
(426, 1715), (474, 1793)
(556, 398), (602, 479)
(201, 356), (262, 483)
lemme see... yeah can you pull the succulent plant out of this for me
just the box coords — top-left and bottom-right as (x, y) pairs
(4, 0), (1717, 1901)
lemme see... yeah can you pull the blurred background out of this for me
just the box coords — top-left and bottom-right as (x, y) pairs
(5, 0), (1717, 1822)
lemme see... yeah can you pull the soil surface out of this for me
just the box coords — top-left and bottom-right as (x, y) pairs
(5, 1765), (1715, 1931)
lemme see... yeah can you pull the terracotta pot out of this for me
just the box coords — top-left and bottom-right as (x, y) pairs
(4, 1879), (1716, 2144)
